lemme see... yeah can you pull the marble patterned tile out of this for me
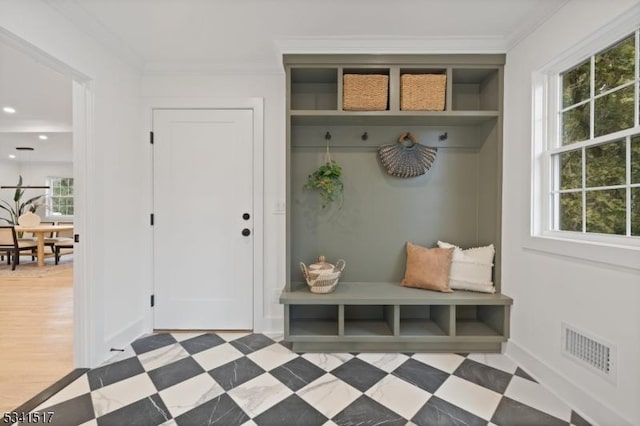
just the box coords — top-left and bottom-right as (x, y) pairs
(330, 358), (387, 392)
(130, 333), (177, 355)
(467, 353), (519, 374)
(35, 374), (90, 410)
(301, 352), (353, 372)
(514, 367), (537, 383)
(570, 411), (593, 426)
(364, 374), (431, 420)
(148, 357), (206, 391)
(209, 357), (266, 391)
(504, 375), (572, 422)
(95, 394), (170, 426)
(171, 332), (206, 342)
(253, 394), (328, 426)
(229, 334), (276, 355)
(91, 373), (157, 417)
(33, 394), (95, 426)
(174, 393), (249, 426)
(355, 352), (409, 373)
(138, 343), (190, 371)
(78, 420), (98, 426)
(297, 373), (361, 419)
(87, 357), (145, 390)
(391, 359), (450, 393)
(332, 395), (406, 426)
(411, 353), (466, 374)
(411, 395), (486, 426)
(269, 356), (326, 391)
(192, 342), (244, 371)
(247, 340), (298, 371)
(227, 373), (293, 418)
(434, 375), (502, 421)
(216, 331), (252, 342)
(159, 372), (225, 417)
(491, 396), (569, 426)
(453, 358), (514, 394)
(179, 333), (226, 355)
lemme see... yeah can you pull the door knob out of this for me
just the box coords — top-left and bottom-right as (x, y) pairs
(242, 228), (251, 236)
(243, 213), (250, 220)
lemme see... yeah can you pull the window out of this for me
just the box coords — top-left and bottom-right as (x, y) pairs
(47, 177), (74, 217)
(545, 32), (640, 241)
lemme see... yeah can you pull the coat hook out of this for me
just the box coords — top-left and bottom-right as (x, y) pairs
(439, 132), (448, 141)
(325, 131), (332, 140)
(361, 132), (368, 141)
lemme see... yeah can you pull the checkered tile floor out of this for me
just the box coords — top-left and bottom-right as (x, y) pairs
(29, 332), (592, 426)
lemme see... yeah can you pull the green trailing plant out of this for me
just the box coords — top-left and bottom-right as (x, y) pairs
(0, 176), (46, 225)
(304, 160), (344, 208)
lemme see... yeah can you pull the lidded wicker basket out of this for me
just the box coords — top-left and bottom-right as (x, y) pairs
(400, 74), (446, 111)
(300, 257), (346, 294)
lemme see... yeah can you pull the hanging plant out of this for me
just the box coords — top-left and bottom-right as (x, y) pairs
(304, 160), (344, 208)
(304, 135), (344, 208)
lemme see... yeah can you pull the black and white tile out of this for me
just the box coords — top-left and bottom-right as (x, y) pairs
(23, 332), (592, 426)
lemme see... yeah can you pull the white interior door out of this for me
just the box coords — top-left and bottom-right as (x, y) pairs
(153, 109), (253, 329)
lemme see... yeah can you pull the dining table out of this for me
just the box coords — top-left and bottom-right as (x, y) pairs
(15, 224), (74, 267)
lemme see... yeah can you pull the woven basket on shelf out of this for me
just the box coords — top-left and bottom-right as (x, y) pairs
(400, 74), (446, 111)
(343, 74), (389, 111)
(300, 259), (346, 294)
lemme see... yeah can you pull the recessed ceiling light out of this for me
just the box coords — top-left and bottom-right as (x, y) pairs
(2, 106), (16, 114)
(38, 134), (48, 140)
(8, 154), (16, 159)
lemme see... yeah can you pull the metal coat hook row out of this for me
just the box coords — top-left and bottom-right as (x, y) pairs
(439, 132), (448, 141)
(325, 131), (332, 140)
(361, 132), (368, 141)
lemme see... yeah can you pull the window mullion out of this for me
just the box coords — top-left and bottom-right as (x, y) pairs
(582, 146), (587, 233)
(627, 135), (632, 236)
(636, 30), (639, 128)
(590, 55), (595, 140)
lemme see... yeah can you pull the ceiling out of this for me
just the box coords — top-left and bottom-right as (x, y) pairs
(0, 0), (569, 162)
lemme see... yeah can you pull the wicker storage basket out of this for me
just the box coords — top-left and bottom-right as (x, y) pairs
(401, 74), (446, 111)
(300, 259), (346, 294)
(343, 74), (389, 111)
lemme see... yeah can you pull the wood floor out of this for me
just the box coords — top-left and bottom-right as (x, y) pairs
(0, 260), (73, 413)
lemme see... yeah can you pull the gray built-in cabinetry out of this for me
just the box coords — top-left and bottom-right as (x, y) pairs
(280, 54), (513, 352)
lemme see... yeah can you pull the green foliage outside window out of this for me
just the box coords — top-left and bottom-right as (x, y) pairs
(557, 34), (639, 236)
(49, 177), (74, 216)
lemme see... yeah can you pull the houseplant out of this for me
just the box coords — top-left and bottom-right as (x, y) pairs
(0, 176), (46, 225)
(304, 159), (344, 208)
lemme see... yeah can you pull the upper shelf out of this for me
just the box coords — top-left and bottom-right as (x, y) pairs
(288, 63), (502, 126)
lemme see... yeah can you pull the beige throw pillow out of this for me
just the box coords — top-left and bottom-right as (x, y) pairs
(401, 242), (454, 293)
(437, 241), (495, 293)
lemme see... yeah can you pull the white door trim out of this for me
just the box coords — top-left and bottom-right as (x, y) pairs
(0, 27), (94, 367)
(144, 97), (265, 333)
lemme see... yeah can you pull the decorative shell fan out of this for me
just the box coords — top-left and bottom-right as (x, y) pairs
(378, 132), (437, 178)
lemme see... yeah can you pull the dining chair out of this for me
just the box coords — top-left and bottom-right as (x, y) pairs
(21, 221), (56, 259)
(0, 225), (38, 270)
(52, 221), (74, 265)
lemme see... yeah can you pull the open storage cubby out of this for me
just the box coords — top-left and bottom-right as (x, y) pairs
(289, 304), (339, 337)
(455, 305), (506, 337)
(344, 305), (394, 336)
(399, 305), (450, 337)
(282, 54), (512, 353)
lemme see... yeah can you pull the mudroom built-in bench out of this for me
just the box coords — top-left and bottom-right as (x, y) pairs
(280, 53), (513, 352)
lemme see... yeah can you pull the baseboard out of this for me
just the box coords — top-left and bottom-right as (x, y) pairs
(254, 316), (284, 335)
(505, 340), (633, 426)
(11, 368), (88, 413)
(100, 318), (147, 365)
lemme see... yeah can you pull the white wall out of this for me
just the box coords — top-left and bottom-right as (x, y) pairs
(0, 1), (146, 367)
(503, 1), (640, 425)
(0, 161), (72, 220)
(141, 73), (286, 332)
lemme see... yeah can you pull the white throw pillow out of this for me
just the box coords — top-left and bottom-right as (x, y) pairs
(437, 241), (495, 293)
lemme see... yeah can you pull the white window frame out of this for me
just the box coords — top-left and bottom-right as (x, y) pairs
(46, 176), (75, 219)
(530, 8), (640, 271)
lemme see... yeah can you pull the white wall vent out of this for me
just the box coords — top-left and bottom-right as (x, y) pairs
(561, 323), (616, 384)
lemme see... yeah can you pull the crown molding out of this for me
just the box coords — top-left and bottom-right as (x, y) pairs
(41, 0), (144, 72)
(505, 0), (571, 51)
(275, 35), (508, 55)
